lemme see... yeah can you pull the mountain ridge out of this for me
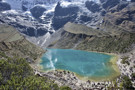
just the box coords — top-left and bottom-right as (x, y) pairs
(47, 22), (135, 53)
(0, 0), (134, 47)
(0, 24), (44, 62)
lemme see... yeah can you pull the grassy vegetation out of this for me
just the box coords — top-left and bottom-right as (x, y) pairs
(121, 56), (130, 65)
(0, 24), (44, 62)
(131, 73), (135, 80)
(0, 38), (44, 62)
(76, 32), (135, 53)
(60, 86), (72, 90)
(0, 25), (22, 42)
(107, 76), (134, 90)
(0, 25), (70, 89)
(50, 29), (135, 54)
(0, 52), (71, 90)
(10, 39), (44, 60)
(121, 76), (134, 89)
(64, 22), (108, 37)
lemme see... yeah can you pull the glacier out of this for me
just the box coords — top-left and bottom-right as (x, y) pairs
(3, 0), (100, 11)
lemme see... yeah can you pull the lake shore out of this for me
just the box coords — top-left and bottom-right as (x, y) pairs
(34, 49), (120, 81)
(30, 49), (125, 89)
(75, 51), (121, 81)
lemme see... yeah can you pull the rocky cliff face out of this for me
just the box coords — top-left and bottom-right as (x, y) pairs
(102, 3), (135, 32)
(85, 1), (101, 13)
(0, 24), (44, 63)
(0, 0), (102, 47)
(52, 2), (79, 30)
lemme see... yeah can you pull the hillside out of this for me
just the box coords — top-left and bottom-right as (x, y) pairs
(64, 22), (108, 37)
(102, 3), (135, 32)
(46, 22), (135, 89)
(0, 24), (44, 62)
(48, 22), (135, 53)
(0, 52), (71, 90)
(0, 24), (71, 90)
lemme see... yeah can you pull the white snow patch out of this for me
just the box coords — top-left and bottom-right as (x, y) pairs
(2, 10), (19, 14)
(61, 1), (72, 7)
(23, 11), (32, 16)
(41, 32), (51, 47)
(45, 4), (57, 13)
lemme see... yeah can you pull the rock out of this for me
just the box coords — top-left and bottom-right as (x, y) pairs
(30, 6), (46, 19)
(80, 15), (92, 22)
(103, 3), (135, 32)
(116, 3), (128, 11)
(52, 15), (77, 30)
(22, 27), (48, 37)
(22, 5), (27, 11)
(85, 1), (101, 13)
(54, 2), (79, 16)
(100, 0), (106, 3)
(0, 2), (11, 11)
(100, 10), (106, 16)
(23, 27), (35, 36)
(26, 57), (34, 63)
(52, 2), (79, 30)
(131, 0), (135, 2)
(115, 18), (127, 25)
(21, 1), (29, 11)
(0, 24), (44, 60)
(102, 0), (120, 9)
(37, 28), (48, 36)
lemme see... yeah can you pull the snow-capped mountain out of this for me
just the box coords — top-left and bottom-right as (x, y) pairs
(0, 0), (131, 47)
(2, 0), (100, 11)
(2, 0), (57, 10)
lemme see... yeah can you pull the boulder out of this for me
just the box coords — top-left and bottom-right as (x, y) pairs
(0, 2), (11, 11)
(85, 1), (101, 13)
(30, 6), (46, 19)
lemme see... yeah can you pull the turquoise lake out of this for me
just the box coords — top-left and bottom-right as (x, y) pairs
(40, 49), (116, 78)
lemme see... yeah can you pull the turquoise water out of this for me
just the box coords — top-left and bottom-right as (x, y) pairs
(40, 49), (115, 77)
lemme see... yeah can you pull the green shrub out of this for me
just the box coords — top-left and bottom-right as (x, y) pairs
(121, 56), (130, 65)
(0, 55), (71, 90)
(131, 73), (135, 79)
(60, 86), (72, 90)
(122, 76), (134, 89)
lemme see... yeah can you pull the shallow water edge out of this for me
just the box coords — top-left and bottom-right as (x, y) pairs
(33, 49), (120, 81)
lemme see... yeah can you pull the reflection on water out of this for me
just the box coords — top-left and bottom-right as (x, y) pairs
(40, 49), (115, 77)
